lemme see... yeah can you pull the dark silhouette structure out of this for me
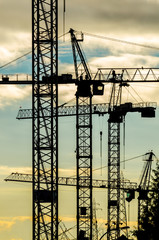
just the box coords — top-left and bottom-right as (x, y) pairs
(117, 235), (129, 240)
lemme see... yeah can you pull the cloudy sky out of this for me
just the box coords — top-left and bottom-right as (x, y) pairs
(1, 0), (159, 239)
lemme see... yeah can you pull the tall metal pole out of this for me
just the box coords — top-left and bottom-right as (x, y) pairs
(32, 0), (58, 239)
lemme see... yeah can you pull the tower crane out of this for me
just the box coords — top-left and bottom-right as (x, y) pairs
(71, 27), (93, 240)
(32, 0), (59, 239)
(15, 68), (157, 240)
(69, 28), (104, 240)
(1, 0), (159, 238)
(5, 172), (137, 239)
(94, 68), (156, 240)
(137, 151), (155, 231)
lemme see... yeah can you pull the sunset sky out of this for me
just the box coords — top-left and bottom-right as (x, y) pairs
(1, 0), (159, 239)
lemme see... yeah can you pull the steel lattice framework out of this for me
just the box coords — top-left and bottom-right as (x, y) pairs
(76, 95), (92, 240)
(138, 152), (154, 231)
(107, 77), (126, 240)
(70, 29), (93, 240)
(5, 66), (157, 240)
(5, 172), (138, 190)
(32, 0), (58, 239)
(107, 121), (120, 240)
(94, 69), (156, 240)
(16, 103), (110, 119)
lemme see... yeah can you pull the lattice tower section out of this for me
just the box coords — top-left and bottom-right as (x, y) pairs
(107, 121), (120, 240)
(32, 0), (58, 239)
(76, 94), (93, 240)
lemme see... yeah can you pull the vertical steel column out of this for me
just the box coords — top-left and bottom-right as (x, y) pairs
(107, 76), (123, 240)
(107, 121), (120, 240)
(76, 92), (93, 240)
(70, 29), (93, 240)
(32, 0), (58, 239)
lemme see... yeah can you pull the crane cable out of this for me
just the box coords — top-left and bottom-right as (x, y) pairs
(129, 85), (144, 102)
(2, 28), (159, 71)
(125, 87), (140, 103)
(2, 29), (159, 71)
(0, 32), (69, 71)
(128, 202), (130, 225)
(58, 97), (76, 107)
(93, 154), (146, 172)
(83, 31), (159, 51)
(63, 153), (148, 179)
(123, 116), (126, 169)
(98, 114), (105, 176)
(0, 51), (32, 70)
(100, 130), (103, 176)
(63, 0), (66, 42)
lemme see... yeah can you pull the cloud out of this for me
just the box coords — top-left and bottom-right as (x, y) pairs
(59, 216), (76, 223)
(12, 216), (32, 222)
(90, 54), (159, 72)
(59, 168), (76, 177)
(0, 0), (159, 108)
(0, 220), (15, 231)
(0, 85), (31, 109)
(1, 0), (159, 61)
(0, 216), (31, 232)
(64, 0), (159, 38)
(0, 164), (76, 180)
(58, 84), (76, 105)
(0, 32), (31, 65)
(0, 0), (31, 33)
(11, 239), (23, 240)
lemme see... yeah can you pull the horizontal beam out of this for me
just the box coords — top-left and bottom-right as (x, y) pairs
(1, 68), (159, 85)
(16, 102), (156, 119)
(5, 172), (137, 190)
(95, 68), (159, 82)
(16, 103), (109, 119)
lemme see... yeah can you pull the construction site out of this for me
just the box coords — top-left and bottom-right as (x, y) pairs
(1, 0), (159, 240)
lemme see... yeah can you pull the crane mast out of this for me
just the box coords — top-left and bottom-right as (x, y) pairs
(1, 0), (159, 237)
(32, 0), (58, 239)
(70, 29), (93, 240)
(94, 68), (156, 240)
(107, 72), (125, 240)
(138, 151), (154, 230)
